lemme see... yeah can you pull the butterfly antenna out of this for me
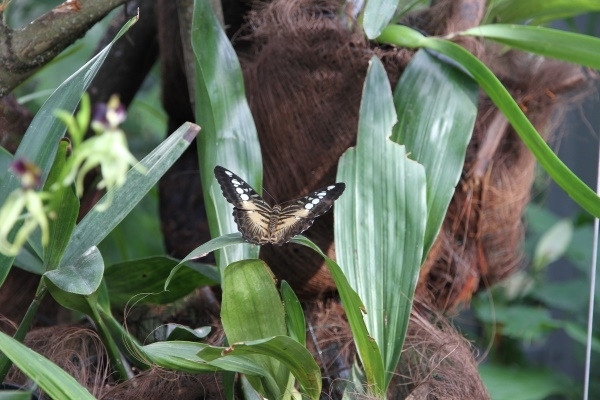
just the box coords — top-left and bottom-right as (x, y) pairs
(262, 187), (279, 204)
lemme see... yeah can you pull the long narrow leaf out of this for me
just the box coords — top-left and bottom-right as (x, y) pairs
(377, 25), (600, 218)
(61, 122), (199, 266)
(191, 0), (262, 270)
(462, 24), (600, 69)
(292, 236), (385, 396)
(335, 56), (427, 390)
(483, 0), (600, 24)
(0, 331), (95, 400)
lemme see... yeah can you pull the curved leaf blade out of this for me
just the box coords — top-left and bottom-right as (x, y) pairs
(199, 336), (322, 400)
(61, 122), (199, 266)
(0, 331), (95, 400)
(292, 236), (385, 395)
(462, 24), (600, 69)
(45, 246), (103, 295)
(377, 25), (600, 217)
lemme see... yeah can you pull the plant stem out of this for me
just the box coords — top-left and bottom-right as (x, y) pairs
(0, 280), (47, 382)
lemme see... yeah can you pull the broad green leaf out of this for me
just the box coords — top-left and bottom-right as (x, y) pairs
(335, 56), (427, 391)
(42, 139), (79, 270)
(45, 246), (103, 295)
(281, 281), (306, 346)
(483, 0), (600, 24)
(104, 255), (218, 306)
(392, 49), (477, 259)
(0, 16), (138, 285)
(199, 336), (321, 400)
(479, 364), (575, 400)
(60, 122), (199, 266)
(0, 331), (95, 400)
(165, 233), (246, 289)
(363, 0), (400, 39)
(462, 25), (600, 69)
(14, 246), (44, 274)
(292, 236), (385, 396)
(475, 304), (561, 341)
(376, 25), (600, 218)
(221, 259), (289, 399)
(192, 0), (262, 271)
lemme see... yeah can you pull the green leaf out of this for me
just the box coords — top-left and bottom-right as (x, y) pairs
(281, 281), (306, 346)
(391, 49), (477, 259)
(0, 146), (12, 184)
(0, 331), (95, 400)
(475, 305), (561, 341)
(533, 219), (573, 270)
(293, 236), (385, 396)
(141, 340), (261, 374)
(104, 255), (218, 306)
(221, 259), (289, 399)
(376, 25), (600, 218)
(363, 0), (400, 39)
(45, 246), (103, 296)
(43, 139), (79, 270)
(165, 233), (246, 289)
(335, 56), (427, 391)
(483, 0), (600, 24)
(462, 24), (600, 69)
(479, 364), (575, 400)
(191, 0), (262, 270)
(0, 16), (138, 285)
(199, 336), (322, 400)
(164, 324), (212, 341)
(60, 122), (199, 267)
(0, 389), (32, 400)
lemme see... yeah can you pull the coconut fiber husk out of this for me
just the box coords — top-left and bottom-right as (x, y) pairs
(235, 0), (587, 309)
(301, 299), (490, 399)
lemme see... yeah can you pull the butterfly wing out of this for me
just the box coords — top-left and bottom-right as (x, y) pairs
(272, 183), (346, 245)
(214, 166), (273, 245)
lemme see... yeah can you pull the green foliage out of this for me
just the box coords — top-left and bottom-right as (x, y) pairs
(1, 0), (599, 398)
(472, 203), (600, 399)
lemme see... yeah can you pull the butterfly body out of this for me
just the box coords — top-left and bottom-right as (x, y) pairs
(214, 166), (345, 245)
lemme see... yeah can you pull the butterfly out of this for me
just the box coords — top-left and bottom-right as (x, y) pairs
(214, 166), (345, 245)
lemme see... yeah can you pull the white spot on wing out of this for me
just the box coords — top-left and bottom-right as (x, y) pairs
(225, 171), (233, 176)
(327, 185), (335, 190)
(240, 194), (250, 201)
(305, 203), (314, 210)
(311, 198), (320, 204)
(236, 188), (244, 194)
